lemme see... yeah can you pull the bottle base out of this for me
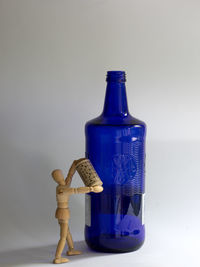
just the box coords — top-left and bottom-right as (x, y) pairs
(85, 234), (145, 253)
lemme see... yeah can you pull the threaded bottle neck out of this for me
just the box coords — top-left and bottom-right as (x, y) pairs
(106, 71), (126, 83)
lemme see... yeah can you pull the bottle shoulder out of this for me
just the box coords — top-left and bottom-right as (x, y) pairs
(85, 115), (146, 143)
(85, 114), (146, 128)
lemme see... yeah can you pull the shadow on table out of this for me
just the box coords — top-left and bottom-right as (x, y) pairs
(0, 240), (110, 266)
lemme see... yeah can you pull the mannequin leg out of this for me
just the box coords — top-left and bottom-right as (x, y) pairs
(66, 226), (82, 256)
(53, 222), (69, 264)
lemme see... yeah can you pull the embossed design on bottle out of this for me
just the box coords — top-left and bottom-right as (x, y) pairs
(112, 154), (137, 184)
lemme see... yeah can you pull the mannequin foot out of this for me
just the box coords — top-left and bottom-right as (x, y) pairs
(67, 249), (82, 256)
(53, 257), (69, 264)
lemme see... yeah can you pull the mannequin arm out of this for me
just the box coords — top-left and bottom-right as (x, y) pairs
(65, 161), (77, 186)
(58, 186), (93, 194)
(73, 187), (92, 194)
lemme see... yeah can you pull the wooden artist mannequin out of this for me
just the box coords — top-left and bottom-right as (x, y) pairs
(52, 159), (103, 264)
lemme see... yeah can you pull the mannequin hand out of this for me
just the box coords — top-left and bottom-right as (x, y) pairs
(90, 185), (103, 193)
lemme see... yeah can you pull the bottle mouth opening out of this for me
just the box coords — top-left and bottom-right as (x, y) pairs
(106, 71), (126, 82)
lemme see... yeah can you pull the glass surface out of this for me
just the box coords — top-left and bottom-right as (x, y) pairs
(84, 71), (146, 252)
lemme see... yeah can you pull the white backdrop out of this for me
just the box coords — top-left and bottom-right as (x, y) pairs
(0, 0), (200, 266)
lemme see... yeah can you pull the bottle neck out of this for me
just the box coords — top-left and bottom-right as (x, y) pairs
(102, 73), (129, 117)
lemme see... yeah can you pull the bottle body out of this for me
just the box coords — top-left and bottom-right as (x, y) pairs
(84, 71), (146, 252)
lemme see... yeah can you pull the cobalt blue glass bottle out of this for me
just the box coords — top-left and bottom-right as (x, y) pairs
(84, 71), (146, 252)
